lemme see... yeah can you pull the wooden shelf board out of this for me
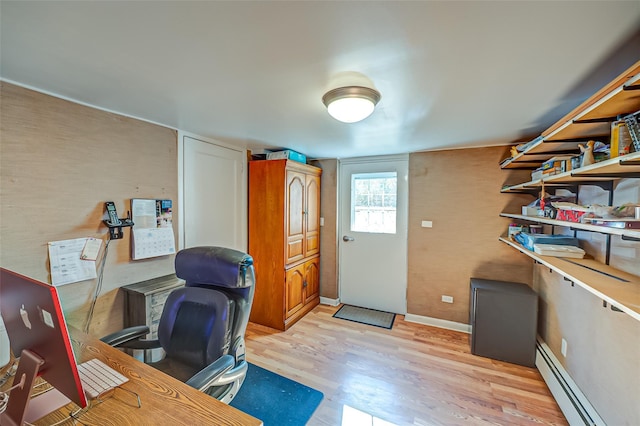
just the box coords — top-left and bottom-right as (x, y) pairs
(501, 62), (640, 170)
(501, 152), (640, 192)
(499, 237), (640, 321)
(543, 61), (640, 137)
(500, 213), (640, 239)
(546, 81), (640, 143)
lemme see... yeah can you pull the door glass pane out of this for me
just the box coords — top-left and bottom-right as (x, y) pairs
(351, 172), (397, 234)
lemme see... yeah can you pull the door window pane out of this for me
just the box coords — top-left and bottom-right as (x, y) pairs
(351, 172), (397, 234)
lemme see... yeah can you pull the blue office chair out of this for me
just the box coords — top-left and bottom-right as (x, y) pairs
(101, 246), (255, 404)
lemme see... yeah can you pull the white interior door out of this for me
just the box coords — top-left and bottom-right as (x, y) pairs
(180, 135), (246, 251)
(339, 155), (408, 314)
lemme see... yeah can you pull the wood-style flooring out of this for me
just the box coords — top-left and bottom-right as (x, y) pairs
(245, 304), (568, 426)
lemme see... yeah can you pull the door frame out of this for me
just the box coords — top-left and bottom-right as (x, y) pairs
(338, 154), (409, 313)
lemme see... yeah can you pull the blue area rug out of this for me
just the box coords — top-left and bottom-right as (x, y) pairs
(230, 363), (324, 426)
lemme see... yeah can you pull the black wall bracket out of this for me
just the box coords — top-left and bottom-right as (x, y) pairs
(104, 213), (134, 240)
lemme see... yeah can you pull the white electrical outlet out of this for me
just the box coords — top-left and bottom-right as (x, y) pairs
(441, 295), (454, 303)
(320, 217), (324, 226)
(561, 338), (568, 357)
(421, 220), (433, 228)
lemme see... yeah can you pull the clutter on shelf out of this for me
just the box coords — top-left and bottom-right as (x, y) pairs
(265, 149), (307, 164)
(533, 244), (586, 259)
(620, 110), (640, 154)
(521, 193), (576, 218)
(513, 232), (579, 252)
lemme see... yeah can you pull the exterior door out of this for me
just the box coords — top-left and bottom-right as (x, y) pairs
(181, 135), (246, 251)
(339, 155), (408, 314)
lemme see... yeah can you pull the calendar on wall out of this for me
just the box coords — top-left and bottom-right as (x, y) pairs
(131, 199), (176, 260)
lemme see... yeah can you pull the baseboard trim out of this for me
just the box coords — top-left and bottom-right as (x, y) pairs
(320, 297), (340, 306)
(404, 313), (471, 334)
(536, 340), (604, 426)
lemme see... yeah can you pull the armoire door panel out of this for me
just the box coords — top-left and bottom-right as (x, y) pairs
(304, 174), (321, 257)
(285, 265), (305, 318)
(304, 258), (320, 304)
(286, 170), (305, 263)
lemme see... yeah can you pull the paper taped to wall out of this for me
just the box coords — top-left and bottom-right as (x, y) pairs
(48, 238), (97, 286)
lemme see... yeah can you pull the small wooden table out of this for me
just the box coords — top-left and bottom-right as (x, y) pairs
(1, 327), (262, 425)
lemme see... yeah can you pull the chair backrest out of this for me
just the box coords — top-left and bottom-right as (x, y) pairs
(174, 247), (255, 357)
(158, 286), (231, 368)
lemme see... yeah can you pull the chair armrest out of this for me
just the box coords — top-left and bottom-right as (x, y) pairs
(185, 354), (235, 392)
(100, 325), (150, 347)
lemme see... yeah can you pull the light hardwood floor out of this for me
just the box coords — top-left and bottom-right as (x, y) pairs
(245, 304), (568, 426)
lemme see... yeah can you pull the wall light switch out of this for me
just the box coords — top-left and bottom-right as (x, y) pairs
(421, 220), (433, 228)
(320, 217), (324, 227)
(441, 295), (454, 303)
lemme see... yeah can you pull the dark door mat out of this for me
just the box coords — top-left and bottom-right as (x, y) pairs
(332, 304), (396, 329)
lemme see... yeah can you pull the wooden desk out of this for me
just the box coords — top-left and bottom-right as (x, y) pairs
(1, 328), (262, 426)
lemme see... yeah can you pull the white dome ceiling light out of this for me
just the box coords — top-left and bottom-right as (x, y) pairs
(322, 86), (381, 123)
(322, 72), (381, 123)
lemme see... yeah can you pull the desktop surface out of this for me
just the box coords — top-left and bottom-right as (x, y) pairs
(1, 327), (262, 426)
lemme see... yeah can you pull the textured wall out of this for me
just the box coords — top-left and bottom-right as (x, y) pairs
(1, 83), (178, 336)
(534, 176), (640, 425)
(312, 159), (338, 300)
(407, 147), (534, 324)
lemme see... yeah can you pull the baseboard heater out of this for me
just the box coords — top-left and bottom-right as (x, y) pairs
(536, 340), (605, 426)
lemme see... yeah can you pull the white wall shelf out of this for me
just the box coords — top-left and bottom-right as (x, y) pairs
(499, 62), (640, 323)
(499, 237), (640, 322)
(500, 213), (640, 240)
(501, 151), (640, 194)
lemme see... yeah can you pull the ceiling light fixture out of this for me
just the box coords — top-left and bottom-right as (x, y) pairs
(322, 86), (381, 123)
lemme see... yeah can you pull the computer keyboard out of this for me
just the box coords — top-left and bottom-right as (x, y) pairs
(78, 358), (129, 399)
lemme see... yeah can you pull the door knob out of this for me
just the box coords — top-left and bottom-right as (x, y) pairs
(343, 235), (355, 242)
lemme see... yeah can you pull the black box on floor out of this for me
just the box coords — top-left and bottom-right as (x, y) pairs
(469, 278), (538, 367)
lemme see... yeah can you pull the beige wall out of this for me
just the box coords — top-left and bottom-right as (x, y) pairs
(312, 159), (338, 300)
(407, 147), (534, 324)
(0, 83), (178, 336)
(534, 177), (640, 425)
(535, 266), (640, 424)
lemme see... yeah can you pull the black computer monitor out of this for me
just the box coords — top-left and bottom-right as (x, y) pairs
(0, 267), (87, 425)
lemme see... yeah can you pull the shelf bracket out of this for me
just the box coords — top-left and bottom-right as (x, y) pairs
(542, 137), (600, 144)
(603, 300), (624, 313)
(571, 172), (640, 179)
(620, 158), (640, 166)
(572, 116), (619, 124)
(564, 179), (614, 192)
(501, 187), (540, 196)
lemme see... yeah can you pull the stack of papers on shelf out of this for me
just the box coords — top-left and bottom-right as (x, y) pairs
(533, 244), (585, 259)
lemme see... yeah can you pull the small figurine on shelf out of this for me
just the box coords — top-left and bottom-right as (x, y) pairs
(510, 146), (519, 158)
(578, 140), (595, 168)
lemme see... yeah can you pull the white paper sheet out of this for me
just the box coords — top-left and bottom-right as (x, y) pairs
(48, 238), (97, 286)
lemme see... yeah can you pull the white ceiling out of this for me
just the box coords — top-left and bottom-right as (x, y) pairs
(1, 1), (639, 159)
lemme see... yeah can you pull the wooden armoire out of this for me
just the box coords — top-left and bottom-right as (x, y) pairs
(248, 159), (322, 330)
